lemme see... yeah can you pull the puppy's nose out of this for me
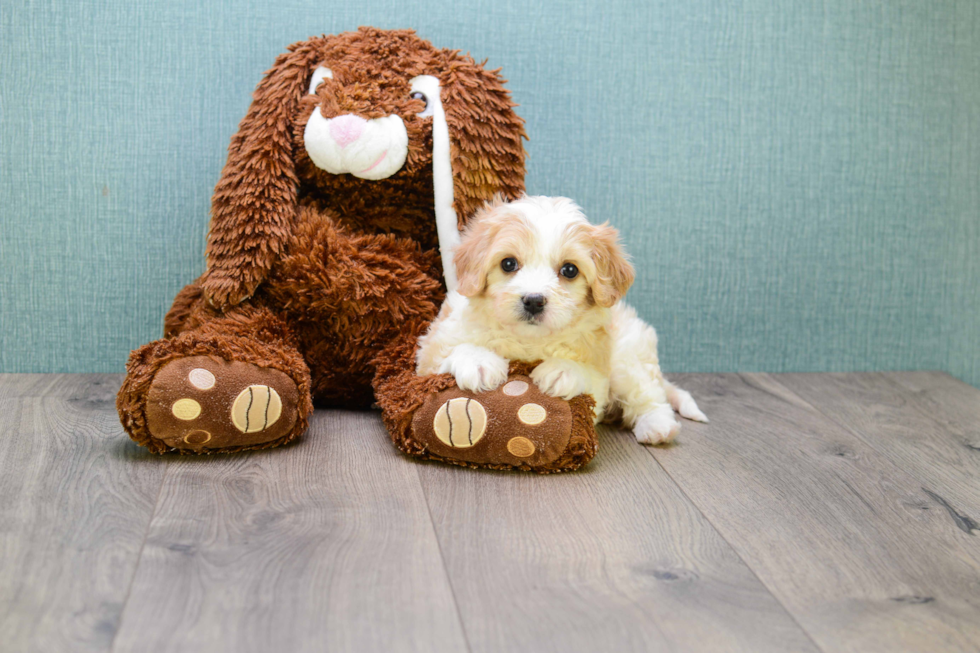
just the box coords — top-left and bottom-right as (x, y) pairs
(522, 294), (547, 315)
(329, 114), (366, 149)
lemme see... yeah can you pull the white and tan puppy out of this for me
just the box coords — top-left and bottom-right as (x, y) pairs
(416, 195), (707, 444)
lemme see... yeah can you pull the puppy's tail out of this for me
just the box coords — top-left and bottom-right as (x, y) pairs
(664, 380), (709, 423)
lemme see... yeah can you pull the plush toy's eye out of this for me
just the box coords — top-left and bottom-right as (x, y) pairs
(501, 257), (519, 273)
(308, 66), (334, 95)
(560, 263), (579, 279)
(410, 91), (428, 111)
(409, 76), (438, 118)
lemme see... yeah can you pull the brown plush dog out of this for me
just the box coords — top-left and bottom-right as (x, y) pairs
(117, 27), (598, 472)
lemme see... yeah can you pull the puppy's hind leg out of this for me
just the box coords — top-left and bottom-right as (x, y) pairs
(633, 405), (681, 445)
(664, 380), (708, 423)
(609, 304), (680, 444)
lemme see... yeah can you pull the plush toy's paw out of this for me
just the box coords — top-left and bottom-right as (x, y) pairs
(439, 344), (510, 393)
(530, 358), (593, 400)
(200, 270), (254, 312)
(633, 404), (681, 445)
(408, 374), (598, 472)
(144, 356), (301, 452)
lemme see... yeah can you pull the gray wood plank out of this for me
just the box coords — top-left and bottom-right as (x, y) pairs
(0, 373), (124, 401)
(0, 374), (60, 401)
(885, 371), (980, 462)
(417, 425), (820, 653)
(657, 373), (980, 653)
(776, 372), (980, 530)
(111, 410), (468, 653)
(0, 376), (165, 653)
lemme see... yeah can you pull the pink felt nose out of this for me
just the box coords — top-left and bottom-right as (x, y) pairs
(329, 114), (366, 149)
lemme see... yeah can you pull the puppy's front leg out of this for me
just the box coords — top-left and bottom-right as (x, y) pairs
(439, 344), (510, 393)
(531, 358), (604, 404)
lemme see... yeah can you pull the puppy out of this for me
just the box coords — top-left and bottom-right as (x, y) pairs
(416, 195), (707, 444)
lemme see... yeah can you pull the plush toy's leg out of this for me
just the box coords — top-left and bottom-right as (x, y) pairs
(117, 295), (313, 454)
(374, 336), (598, 473)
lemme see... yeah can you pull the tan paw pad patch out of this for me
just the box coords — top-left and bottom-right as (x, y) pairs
(171, 398), (201, 421)
(231, 385), (283, 433)
(517, 403), (547, 425)
(433, 397), (487, 448)
(188, 368), (216, 390)
(502, 380), (529, 396)
(184, 430), (212, 445)
(507, 436), (536, 457)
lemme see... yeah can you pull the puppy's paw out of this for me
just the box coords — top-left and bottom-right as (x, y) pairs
(634, 405), (681, 445)
(440, 345), (509, 393)
(531, 358), (592, 400)
(666, 385), (708, 423)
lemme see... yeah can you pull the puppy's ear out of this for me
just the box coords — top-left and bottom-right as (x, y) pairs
(590, 223), (635, 307)
(202, 39), (325, 310)
(441, 60), (527, 227)
(453, 199), (507, 296)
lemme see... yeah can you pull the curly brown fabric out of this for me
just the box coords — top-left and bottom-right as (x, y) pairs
(116, 28), (596, 471)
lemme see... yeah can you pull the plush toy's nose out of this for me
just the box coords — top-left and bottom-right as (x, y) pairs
(329, 114), (366, 149)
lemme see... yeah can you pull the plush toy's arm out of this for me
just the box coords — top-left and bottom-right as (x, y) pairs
(264, 206), (445, 321)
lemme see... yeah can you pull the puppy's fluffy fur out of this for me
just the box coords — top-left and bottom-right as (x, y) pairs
(416, 195), (706, 444)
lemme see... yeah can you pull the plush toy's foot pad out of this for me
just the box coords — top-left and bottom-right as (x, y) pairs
(410, 375), (597, 472)
(145, 356), (300, 452)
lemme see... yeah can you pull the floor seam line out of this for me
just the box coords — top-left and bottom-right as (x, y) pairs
(640, 379), (828, 652)
(415, 465), (474, 653)
(108, 455), (170, 653)
(644, 444), (826, 653)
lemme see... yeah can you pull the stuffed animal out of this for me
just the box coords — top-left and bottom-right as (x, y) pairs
(117, 27), (598, 472)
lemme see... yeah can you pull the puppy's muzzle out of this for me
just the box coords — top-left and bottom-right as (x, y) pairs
(522, 294), (547, 318)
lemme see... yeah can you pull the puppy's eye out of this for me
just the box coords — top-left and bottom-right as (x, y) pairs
(500, 257), (519, 273)
(410, 91), (428, 111)
(560, 263), (579, 279)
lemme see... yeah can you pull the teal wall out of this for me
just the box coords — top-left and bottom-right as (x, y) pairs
(2, 0), (978, 386)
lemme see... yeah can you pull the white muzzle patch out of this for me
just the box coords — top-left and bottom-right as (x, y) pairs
(303, 109), (409, 181)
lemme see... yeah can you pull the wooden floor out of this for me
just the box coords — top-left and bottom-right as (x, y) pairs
(2, 372), (979, 652)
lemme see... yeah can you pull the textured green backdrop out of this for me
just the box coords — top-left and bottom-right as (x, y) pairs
(2, 0), (978, 386)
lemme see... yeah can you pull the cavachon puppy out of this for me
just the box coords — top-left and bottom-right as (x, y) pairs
(416, 195), (708, 444)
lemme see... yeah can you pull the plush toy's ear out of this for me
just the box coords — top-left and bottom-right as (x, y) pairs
(202, 39), (324, 310)
(589, 222), (635, 308)
(442, 59), (527, 226)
